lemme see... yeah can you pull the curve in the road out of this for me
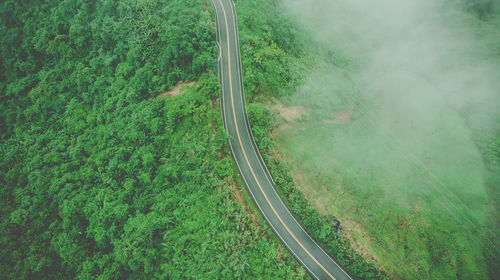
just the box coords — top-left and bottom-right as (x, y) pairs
(210, 0), (353, 279)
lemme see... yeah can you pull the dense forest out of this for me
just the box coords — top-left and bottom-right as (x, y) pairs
(0, 0), (309, 278)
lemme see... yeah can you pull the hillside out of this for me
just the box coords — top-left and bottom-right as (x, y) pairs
(267, 0), (500, 278)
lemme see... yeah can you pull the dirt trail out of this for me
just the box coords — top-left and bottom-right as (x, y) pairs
(273, 103), (310, 122)
(157, 81), (196, 98)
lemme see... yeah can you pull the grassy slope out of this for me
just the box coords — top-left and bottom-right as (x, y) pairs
(277, 103), (488, 278)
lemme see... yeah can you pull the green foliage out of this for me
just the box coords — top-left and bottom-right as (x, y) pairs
(236, 0), (306, 99)
(0, 0), (306, 279)
(460, 0), (500, 18)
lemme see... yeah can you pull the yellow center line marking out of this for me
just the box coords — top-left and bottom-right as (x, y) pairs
(217, 0), (335, 279)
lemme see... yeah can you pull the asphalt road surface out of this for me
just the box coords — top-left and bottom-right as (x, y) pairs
(210, 0), (353, 279)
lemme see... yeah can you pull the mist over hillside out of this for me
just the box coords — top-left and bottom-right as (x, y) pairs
(283, 0), (500, 128)
(276, 0), (500, 278)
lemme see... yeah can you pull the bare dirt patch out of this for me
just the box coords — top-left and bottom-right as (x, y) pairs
(229, 177), (260, 227)
(209, 122), (216, 142)
(210, 98), (218, 110)
(339, 218), (387, 270)
(273, 103), (310, 122)
(156, 81), (196, 98)
(323, 103), (356, 124)
(201, 0), (210, 12)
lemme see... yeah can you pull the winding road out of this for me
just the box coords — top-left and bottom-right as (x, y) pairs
(210, 0), (353, 279)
